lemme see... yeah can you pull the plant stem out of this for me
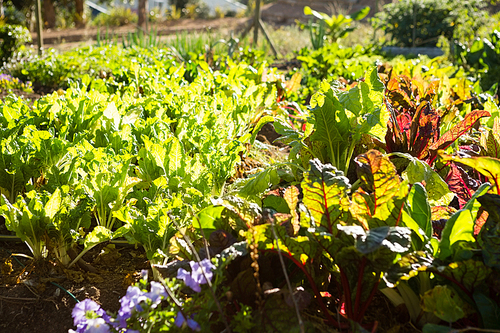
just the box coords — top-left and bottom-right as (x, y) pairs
(353, 257), (367, 318)
(269, 218), (305, 333)
(340, 267), (354, 320)
(262, 249), (346, 328)
(356, 278), (381, 322)
(168, 212), (232, 333)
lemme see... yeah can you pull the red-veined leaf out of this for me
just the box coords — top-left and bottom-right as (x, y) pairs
(429, 110), (491, 152)
(440, 153), (500, 195)
(301, 159), (350, 235)
(350, 150), (405, 228)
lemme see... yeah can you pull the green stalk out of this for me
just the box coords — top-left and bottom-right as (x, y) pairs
(67, 244), (97, 269)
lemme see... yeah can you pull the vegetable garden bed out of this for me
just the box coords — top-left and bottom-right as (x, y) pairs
(1, 19), (500, 333)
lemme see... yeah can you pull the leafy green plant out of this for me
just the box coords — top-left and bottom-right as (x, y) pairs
(302, 5), (370, 49)
(455, 30), (500, 94)
(91, 7), (138, 27)
(0, 189), (60, 261)
(196, 151), (417, 328)
(276, 67), (387, 174)
(383, 74), (491, 165)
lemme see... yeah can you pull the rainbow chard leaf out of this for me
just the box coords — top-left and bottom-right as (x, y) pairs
(481, 117), (500, 158)
(335, 225), (412, 317)
(477, 194), (500, 269)
(304, 67), (385, 173)
(350, 150), (407, 229)
(440, 153), (500, 195)
(435, 259), (492, 292)
(301, 159), (351, 235)
(428, 110), (491, 161)
(446, 163), (481, 208)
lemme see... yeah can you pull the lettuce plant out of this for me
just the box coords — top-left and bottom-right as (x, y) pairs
(0, 189), (61, 261)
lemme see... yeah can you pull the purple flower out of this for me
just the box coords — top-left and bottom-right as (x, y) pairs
(177, 259), (216, 292)
(116, 286), (148, 328)
(72, 299), (102, 327)
(84, 318), (110, 333)
(145, 281), (168, 307)
(174, 311), (200, 331)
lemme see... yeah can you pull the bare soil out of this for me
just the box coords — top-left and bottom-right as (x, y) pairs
(0, 240), (148, 333)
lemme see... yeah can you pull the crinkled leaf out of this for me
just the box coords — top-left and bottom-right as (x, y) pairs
(384, 252), (433, 287)
(351, 150), (406, 228)
(301, 159), (350, 235)
(217, 196), (262, 232)
(437, 259), (492, 292)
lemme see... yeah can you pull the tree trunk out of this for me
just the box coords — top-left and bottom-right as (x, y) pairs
(138, 0), (148, 32)
(75, 0), (85, 28)
(43, 0), (56, 29)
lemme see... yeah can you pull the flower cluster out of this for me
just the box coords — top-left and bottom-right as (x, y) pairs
(70, 259), (217, 333)
(0, 73), (33, 93)
(176, 258), (215, 293)
(70, 270), (167, 333)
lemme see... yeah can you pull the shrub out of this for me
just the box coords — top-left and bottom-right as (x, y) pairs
(373, 0), (489, 48)
(0, 24), (32, 63)
(91, 7), (138, 27)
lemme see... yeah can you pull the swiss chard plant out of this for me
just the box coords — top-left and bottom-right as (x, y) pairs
(194, 150), (421, 329)
(276, 67), (387, 176)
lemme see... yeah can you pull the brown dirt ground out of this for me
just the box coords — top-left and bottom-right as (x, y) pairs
(0, 239), (149, 333)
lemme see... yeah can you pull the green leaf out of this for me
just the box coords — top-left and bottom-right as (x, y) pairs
(310, 88), (346, 164)
(473, 292), (500, 329)
(301, 159), (351, 234)
(350, 6), (370, 21)
(84, 226), (112, 249)
(393, 152), (453, 206)
(194, 206), (225, 238)
(438, 183), (490, 260)
(239, 168), (278, 198)
(250, 116), (274, 144)
(45, 188), (62, 220)
(406, 183), (432, 239)
(421, 285), (466, 323)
